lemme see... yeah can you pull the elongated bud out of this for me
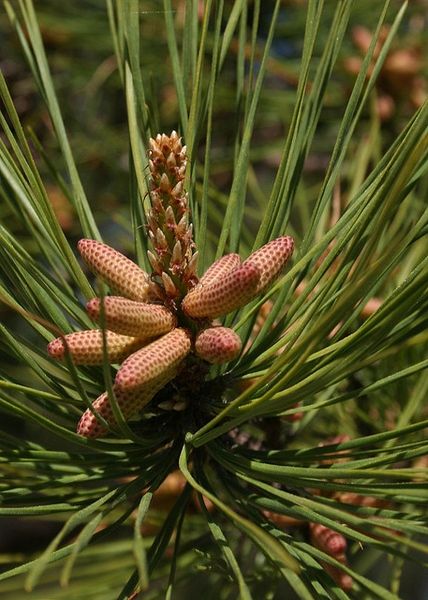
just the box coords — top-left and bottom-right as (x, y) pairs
(114, 328), (191, 393)
(147, 250), (162, 275)
(160, 173), (170, 192)
(199, 253), (241, 286)
(166, 152), (176, 169)
(162, 272), (178, 297)
(148, 280), (163, 300)
(171, 240), (182, 264)
(195, 327), (242, 364)
(176, 215), (187, 236)
(165, 206), (176, 228)
(185, 251), (198, 279)
(149, 137), (159, 153)
(145, 209), (157, 232)
(77, 366), (176, 438)
(182, 262), (260, 318)
(86, 297), (176, 337)
(171, 181), (183, 197)
(78, 239), (150, 301)
(243, 236), (294, 293)
(47, 330), (142, 365)
(170, 130), (180, 144)
(156, 228), (168, 251)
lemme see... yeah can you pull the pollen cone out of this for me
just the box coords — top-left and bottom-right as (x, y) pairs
(182, 262), (260, 319)
(47, 330), (142, 365)
(78, 239), (150, 301)
(195, 327), (242, 364)
(86, 296), (176, 338)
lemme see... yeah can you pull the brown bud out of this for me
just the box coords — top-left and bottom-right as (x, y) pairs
(162, 272), (178, 297)
(159, 173), (170, 192)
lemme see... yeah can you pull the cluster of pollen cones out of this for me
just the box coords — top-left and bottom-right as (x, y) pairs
(47, 132), (294, 438)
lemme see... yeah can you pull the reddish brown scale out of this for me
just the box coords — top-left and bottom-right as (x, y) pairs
(78, 239), (150, 301)
(47, 330), (142, 365)
(182, 262), (260, 319)
(195, 327), (242, 364)
(86, 296), (176, 338)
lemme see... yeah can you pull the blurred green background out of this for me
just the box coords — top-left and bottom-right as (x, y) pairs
(0, 1), (426, 598)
